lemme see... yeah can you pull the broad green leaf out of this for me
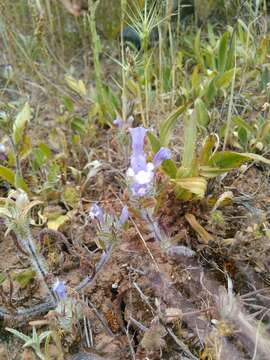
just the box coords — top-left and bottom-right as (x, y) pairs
(181, 110), (197, 174)
(71, 117), (86, 134)
(48, 214), (70, 231)
(191, 65), (200, 90)
(173, 177), (207, 198)
(199, 165), (234, 178)
(194, 29), (204, 68)
(159, 104), (188, 146)
(162, 160), (178, 179)
(258, 121), (270, 142)
(198, 134), (219, 165)
(15, 173), (30, 194)
(215, 68), (236, 89)
(218, 32), (230, 73)
(203, 78), (217, 105)
(147, 132), (161, 153)
(233, 116), (253, 133)
(12, 102), (31, 145)
(12, 269), (36, 288)
(209, 151), (270, 169)
(0, 166), (15, 185)
(195, 98), (209, 127)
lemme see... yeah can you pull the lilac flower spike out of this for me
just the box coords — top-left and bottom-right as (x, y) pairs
(127, 127), (172, 197)
(119, 205), (129, 226)
(89, 203), (104, 224)
(153, 147), (171, 167)
(53, 279), (67, 301)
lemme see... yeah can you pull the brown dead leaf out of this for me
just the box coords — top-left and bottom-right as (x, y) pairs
(185, 213), (213, 244)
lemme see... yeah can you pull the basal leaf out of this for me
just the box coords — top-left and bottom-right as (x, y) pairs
(208, 151), (270, 169)
(198, 134), (219, 165)
(173, 177), (207, 198)
(215, 68), (236, 89)
(159, 104), (188, 147)
(218, 32), (230, 73)
(195, 98), (210, 127)
(182, 110), (197, 173)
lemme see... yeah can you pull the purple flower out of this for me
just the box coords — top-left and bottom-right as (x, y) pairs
(153, 147), (171, 167)
(89, 203), (104, 224)
(119, 206), (129, 225)
(113, 115), (123, 127)
(127, 127), (155, 197)
(53, 279), (67, 301)
(129, 127), (147, 155)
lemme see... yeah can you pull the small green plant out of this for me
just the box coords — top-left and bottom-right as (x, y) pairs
(231, 114), (270, 152)
(5, 326), (52, 360)
(148, 107), (270, 200)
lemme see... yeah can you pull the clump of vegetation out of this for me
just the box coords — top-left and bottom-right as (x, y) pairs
(1, 0), (270, 359)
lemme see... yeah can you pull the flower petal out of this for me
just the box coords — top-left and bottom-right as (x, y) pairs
(119, 206), (129, 225)
(53, 279), (67, 300)
(130, 153), (148, 173)
(89, 203), (104, 224)
(129, 127), (147, 155)
(153, 147), (172, 167)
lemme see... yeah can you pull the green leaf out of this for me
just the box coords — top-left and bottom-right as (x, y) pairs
(159, 104), (188, 147)
(194, 29), (204, 68)
(12, 102), (31, 145)
(0, 273), (5, 285)
(147, 132), (161, 153)
(173, 177), (207, 198)
(198, 134), (219, 165)
(233, 116), (253, 133)
(195, 98), (210, 127)
(215, 68), (236, 89)
(12, 269), (36, 288)
(208, 151), (270, 169)
(0, 166), (15, 186)
(15, 173), (30, 194)
(218, 32), (230, 73)
(181, 110), (197, 175)
(162, 160), (178, 179)
(71, 117), (86, 134)
(199, 165), (234, 178)
(5, 328), (30, 343)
